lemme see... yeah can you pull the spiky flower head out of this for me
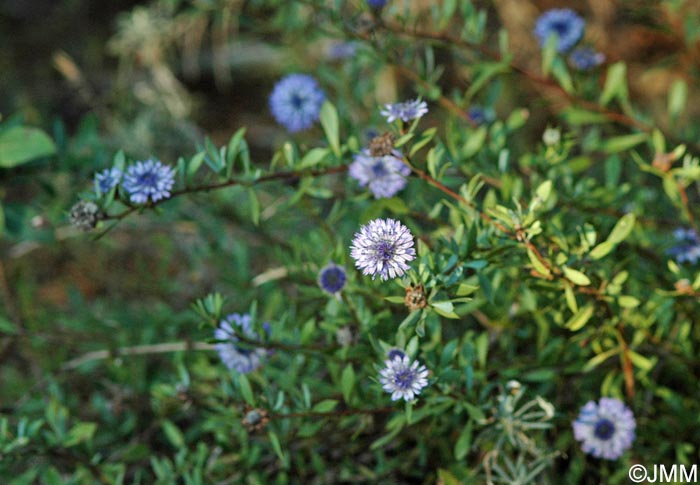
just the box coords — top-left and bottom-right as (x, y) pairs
(349, 149), (410, 199)
(269, 74), (325, 133)
(214, 313), (268, 373)
(94, 167), (122, 194)
(534, 9), (585, 53)
(380, 99), (428, 123)
(379, 350), (429, 402)
(69, 200), (101, 231)
(573, 397), (636, 460)
(122, 159), (176, 204)
(668, 228), (700, 265)
(318, 263), (347, 295)
(350, 218), (416, 280)
(569, 46), (605, 70)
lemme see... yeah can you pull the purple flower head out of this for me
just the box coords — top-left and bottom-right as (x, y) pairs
(467, 106), (495, 126)
(367, 0), (387, 8)
(94, 167), (122, 194)
(269, 74), (325, 133)
(214, 313), (269, 373)
(668, 228), (700, 265)
(534, 9), (585, 53)
(318, 263), (347, 295)
(379, 353), (429, 402)
(327, 41), (358, 61)
(569, 46), (605, 70)
(573, 397), (636, 460)
(349, 149), (410, 199)
(380, 99), (428, 123)
(350, 218), (416, 280)
(122, 159), (176, 204)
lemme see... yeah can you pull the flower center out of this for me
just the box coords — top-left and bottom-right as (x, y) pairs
(375, 241), (395, 261)
(394, 369), (415, 390)
(371, 161), (388, 177)
(552, 21), (569, 35)
(593, 418), (616, 441)
(290, 93), (305, 109)
(138, 171), (157, 187)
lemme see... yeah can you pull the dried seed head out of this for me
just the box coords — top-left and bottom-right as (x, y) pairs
(242, 408), (269, 432)
(69, 201), (101, 231)
(404, 284), (427, 311)
(369, 133), (395, 157)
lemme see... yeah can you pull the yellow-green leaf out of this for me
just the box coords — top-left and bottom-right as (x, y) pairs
(562, 266), (591, 286)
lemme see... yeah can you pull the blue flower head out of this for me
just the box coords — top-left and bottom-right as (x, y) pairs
(379, 352), (429, 402)
(349, 149), (410, 199)
(318, 263), (347, 295)
(534, 9), (585, 53)
(380, 99), (428, 123)
(569, 46), (605, 70)
(367, 0), (388, 8)
(350, 218), (416, 280)
(269, 74), (326, 133)
(573, 397), (636, 460)
(668, 228), (700, 265)
(214, 313), (269, 373)
(122, 159), (176, 204)
(327, 41), (358, 61)
(94, 167), (122, 194)
(467, 106), (495, 126)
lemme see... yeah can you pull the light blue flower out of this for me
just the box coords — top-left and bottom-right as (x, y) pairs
(349, 149), (410, 199)
(380, 99), (428, 123)
(569, 46), (605, 70)
(350, 218), (415, 280)
(214, 313), (268, 374)
(573, 397), (636, 460)
(269, 74), (325, 133)
(122, 159), (176, 204)
(94, 167), (122, 194)
(379, 351), (429, 402)
(534, 9), (585, 53)
(668, 228), (700, 264)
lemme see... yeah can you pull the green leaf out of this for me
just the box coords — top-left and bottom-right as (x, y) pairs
(0, 315), (17, 335)
(541, 34), (558, 77)
(628, 351), (655, 371)
(237, 374), (256, 406)
(320, 101), (340, 156)
(340, 365), (355, 403)
(600, 133), (647, 154)
(64, 422), (97, 447)
(589, 241), (615, 260)
(454, 421), (473, 460)
(562, 266), (591, 286)
(311, 399), (339, 413)
(565, 304), (594, 331)
(599, 62), (628, 106)
(161, 420), (185, 448)
(618, 295), (640, 308)
(527, 248), (551, 276)
(668, 79), (688, 118)
(298, 147), (329, 169)
(0, 126), (56, 167)
(268, 431), (285, 461)
(248, 189), (260, 226)
(187, 152), (205, 182)
(607, 213), (635, 244)
(431, 300), (459, 319)
(564, 285), (578, 313)
(535, 180), (552, 202)
(583, 348), (620, 372)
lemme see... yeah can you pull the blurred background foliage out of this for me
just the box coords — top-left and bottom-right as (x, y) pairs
(1, 0), (700, 483)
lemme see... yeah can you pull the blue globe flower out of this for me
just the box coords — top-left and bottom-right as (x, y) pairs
(94, 167), (122, 194)
(269, 74), (326, 133)
(122, 159), (176, 204)
(379, 351), (429, 402)
(569, 46), (605, 70)
(668, 228), (700, 265)
(573, 398), (636, 460)
(367, 0), (388, 8)
(214, 313), (269, 374)
(350, 218), (416, 280)
(349, 149), (410, 199)
(534, 9), (585, 53)
(318, 263), (347, 295)
(380, 99), (428, 123)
